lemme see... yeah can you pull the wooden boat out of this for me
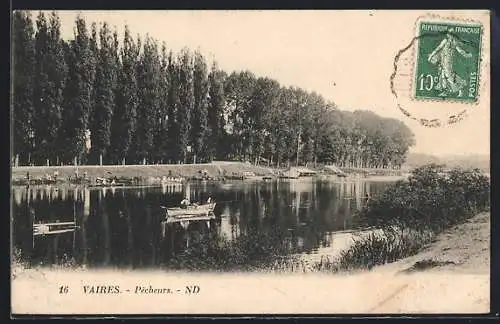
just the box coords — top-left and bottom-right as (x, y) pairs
(89, 177), (127, 188)
(89, 183), (125, 188)
(162, 203), (216, 223)
(33, 221), (78, 236)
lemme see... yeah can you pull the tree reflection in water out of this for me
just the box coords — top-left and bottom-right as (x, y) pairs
(11, 179), (392, 271)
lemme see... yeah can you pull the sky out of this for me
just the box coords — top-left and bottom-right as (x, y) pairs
(31, 10), (491, 157)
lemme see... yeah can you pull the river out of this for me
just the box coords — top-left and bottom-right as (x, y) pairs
(11, 178), (394, 271)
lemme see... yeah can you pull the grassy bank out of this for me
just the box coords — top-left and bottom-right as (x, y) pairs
(11, 161), (277, 183)
(310, 164), (490, 272)
(11, 161), (410, 185)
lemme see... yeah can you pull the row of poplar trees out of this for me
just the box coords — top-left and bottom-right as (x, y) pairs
(12, 11), (415, 168)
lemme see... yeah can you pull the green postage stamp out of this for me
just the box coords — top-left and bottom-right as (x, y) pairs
(414, 20), (483, 102)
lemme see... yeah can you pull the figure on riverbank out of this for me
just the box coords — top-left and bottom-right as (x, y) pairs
(180, 197), (191, 209)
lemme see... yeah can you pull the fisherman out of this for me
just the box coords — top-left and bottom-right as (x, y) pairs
(180, 197), (191, 209)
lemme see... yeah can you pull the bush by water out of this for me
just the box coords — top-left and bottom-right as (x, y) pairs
(322, 164), (490, 271)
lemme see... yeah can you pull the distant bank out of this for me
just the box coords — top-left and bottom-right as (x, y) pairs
(11, 162), (275, 183)
(11, 161), (408, 185)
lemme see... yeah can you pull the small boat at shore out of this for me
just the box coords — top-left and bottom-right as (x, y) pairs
(162, 203), (216, 223)
(33, 221), (79, 236)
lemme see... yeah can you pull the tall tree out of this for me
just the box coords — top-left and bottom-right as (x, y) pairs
(109, 28), (125, 164)
(223, 71), (257, 161)
(14, 15), (418, 168)
(59, 15), (95, 165)
(134, 35), (161, 164)
(154, 42), (170, 163)
(248, 77), (280, 165)
(33, 11), (67, 165)
(207, 61), (226, 160)
(166, 51), (181, 163)
(177, 48), (194, 163)
(191, 50), (209, 163)
(89, 22), (98, 116)
(60, 39), (76, 163)
(90, 22), (117, 164)
(110, 25), (139, 165)
(12, 11), (36, 165)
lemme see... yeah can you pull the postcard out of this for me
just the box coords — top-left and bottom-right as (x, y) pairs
(11, 9), (490, 315)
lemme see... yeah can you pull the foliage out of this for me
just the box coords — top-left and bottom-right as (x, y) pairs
(133, 35), (161, 163)
(191, 50), (210, 162)
(327, 164), (491, 271)
(359, 164), (490, 231)
(111, 25), (139, 164)
(12, 11), (36, 165)
(12, 11), (416, 167)
(32, 11), (67, 165)
(59, 15), (95, 165)
(167, 227), (293, 271)
(90, 22), (117, 163)
(207, 62), (227, 160)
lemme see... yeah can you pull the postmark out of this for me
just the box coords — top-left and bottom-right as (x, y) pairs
(414, 21), (482, 102)
(390, 14), (487, 128)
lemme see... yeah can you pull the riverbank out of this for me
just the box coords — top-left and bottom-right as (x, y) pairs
(11, 162), (276, 183)
(11, 162), (410, 186)
(372, 211), (490, 275)
(293, 212), (489, 274)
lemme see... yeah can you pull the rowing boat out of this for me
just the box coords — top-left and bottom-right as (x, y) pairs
(33, 221), (79, 236)
(163, 203), (216, 221)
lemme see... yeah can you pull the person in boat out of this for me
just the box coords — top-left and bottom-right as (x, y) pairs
(180, 197), (191, 209)
(206, 196), (213, 204)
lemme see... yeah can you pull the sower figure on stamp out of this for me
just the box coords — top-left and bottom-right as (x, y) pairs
(427, 28), (473, 97)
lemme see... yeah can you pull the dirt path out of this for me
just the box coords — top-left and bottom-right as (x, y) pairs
(373, 211), (490, 275)
(363, 212), (490, 313)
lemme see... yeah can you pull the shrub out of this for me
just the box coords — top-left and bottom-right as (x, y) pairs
(320, 164), (490, 272)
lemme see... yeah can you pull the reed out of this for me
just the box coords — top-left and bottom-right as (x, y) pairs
(312, 164), (490, 272)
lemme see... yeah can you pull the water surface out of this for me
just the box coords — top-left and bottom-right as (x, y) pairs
(12, 178), (393, 270)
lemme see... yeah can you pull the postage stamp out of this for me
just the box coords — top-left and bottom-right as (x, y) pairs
(11, 10), (490, 316)
(413, 21), (483, 102)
